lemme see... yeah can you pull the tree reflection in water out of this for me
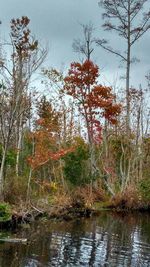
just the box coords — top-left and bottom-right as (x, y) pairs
(0, 212), (150, 267)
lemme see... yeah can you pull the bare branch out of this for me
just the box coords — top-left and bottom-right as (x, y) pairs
(95, 38), (127, 61)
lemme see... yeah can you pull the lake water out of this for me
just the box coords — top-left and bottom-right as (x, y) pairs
(0, 212), (150, 266)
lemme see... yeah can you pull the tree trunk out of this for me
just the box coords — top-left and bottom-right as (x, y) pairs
(0, 148), (7, 201)
(126, 54), (130, 134)
(16, 114), (23, 176)
(26, 168), (32, 206)
(126, 1), (131, 134)
(26, 136), (35, 205)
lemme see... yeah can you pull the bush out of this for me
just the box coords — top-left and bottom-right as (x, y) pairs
(0, 145), (16, 167)
(63, 140), (90, 186)
(72, 185), (106, 208)
(139, 178), (150, 202)
(111, 186), (139, 209)
(5, 175), (28, 204)
(0, 203), (12, 222)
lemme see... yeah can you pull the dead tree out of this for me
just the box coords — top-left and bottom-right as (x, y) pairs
(72, 22), (95, 61)
(96, 0), (150, 133)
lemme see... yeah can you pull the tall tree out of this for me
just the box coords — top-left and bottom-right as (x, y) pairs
(0, 16), (47, 199)
(10, 16), (47, 177)
(96, 0), (150, 133)
(64, 60), (121, 187)
(64, 60), (121, 144)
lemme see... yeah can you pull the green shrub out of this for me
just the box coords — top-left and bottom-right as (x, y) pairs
(0, 145), (16, 167)
(138, 178), (150, 202)
(0, 203), (12, 222)
(63, 141), (90, 186)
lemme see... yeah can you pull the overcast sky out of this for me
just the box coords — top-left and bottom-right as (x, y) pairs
(0, 0), (150, 89)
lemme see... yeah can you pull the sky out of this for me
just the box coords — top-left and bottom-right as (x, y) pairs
(0, 0), (150, 90)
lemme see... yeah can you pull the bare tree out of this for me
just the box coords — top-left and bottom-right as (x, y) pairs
(96, 0), (150, 133)
(72, 22), (95, 61)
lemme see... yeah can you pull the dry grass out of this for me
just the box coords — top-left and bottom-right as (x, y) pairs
(111, 185), (140, 209)
(5, 175), (28, 204)
(53, 191), (72, 208)
(72, 185), (106, 208)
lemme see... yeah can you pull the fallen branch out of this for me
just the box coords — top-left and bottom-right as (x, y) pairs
(0, 238), (27, 243)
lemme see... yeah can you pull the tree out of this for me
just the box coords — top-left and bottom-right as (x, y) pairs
(41, 67), (78, 144)
(64, 60), (121, 144)
(27, 97), (73, 176)
(72, 22), (95, 61)
(64, 60), (121, 186)
(96, 0), (150, 133)
(0, 16), (47, 200)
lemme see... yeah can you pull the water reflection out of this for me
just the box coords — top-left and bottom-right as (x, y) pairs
(0, 212), (150, 266)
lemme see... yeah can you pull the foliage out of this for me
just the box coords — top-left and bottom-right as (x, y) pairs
(63, 139), (90, 186)
(64, 60), (121, 144)
(0, 145), (16, 167)
(139, 178), (150, 202)
(11, 16), (38, 58)
(72, 185), (106, 208)
(109, 135), (133, 179)
(0, 15), (150, 212)
(110, 185), (139, 210)
(5, 175), (28, 204)
(0, 203), (12, 222)
(28, 97), (73, 170)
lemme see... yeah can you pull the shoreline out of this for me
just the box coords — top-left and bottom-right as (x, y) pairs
(1, 201), (150, 231)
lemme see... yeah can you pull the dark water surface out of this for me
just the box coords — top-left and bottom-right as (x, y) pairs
(0, 212), (150, 267)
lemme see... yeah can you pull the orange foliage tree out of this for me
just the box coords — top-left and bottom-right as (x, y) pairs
(27, 97), (73, 171)
(64, 60), (121, 144)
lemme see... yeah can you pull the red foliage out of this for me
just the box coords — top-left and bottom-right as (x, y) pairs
(10, 16), (38, 58)
(27, 101), (74, 170)
(64, 60), (121, 144)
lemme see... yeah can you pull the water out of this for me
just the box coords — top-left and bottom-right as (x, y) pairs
(0, 212), (150, 267)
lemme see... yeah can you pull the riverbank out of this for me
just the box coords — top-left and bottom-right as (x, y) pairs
(0, 182), (150, 230)
(0, 203), (95, 230)
(1, 195), (150, 231)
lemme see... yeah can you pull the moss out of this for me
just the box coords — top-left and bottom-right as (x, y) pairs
(92, 201), (112, 211)
(0, 203), (12, 222)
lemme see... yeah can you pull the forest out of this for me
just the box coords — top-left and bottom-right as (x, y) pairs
(0, 0), (150, 221)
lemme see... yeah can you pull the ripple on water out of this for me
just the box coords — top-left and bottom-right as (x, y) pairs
(0, 213), (150, 267)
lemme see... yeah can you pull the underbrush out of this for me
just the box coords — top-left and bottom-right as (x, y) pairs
(71, 185), (106, 208)
(4, 175), (28, 204)
(3, 175), (150, 220)
(110, 185), (142, 210)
